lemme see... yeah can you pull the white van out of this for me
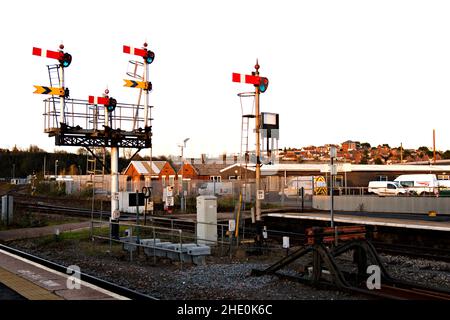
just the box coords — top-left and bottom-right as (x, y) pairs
(198, 182), (233, 196)
(279, 176), (314, 198)
(368, 181), (407, 196)
(394, 174), (439, 195)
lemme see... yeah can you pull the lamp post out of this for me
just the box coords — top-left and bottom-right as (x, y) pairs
(55, 160), (59, 177)
(329, 146), (336, 228)
(178, 138), (190, 162)
(178, 138), (189, 212)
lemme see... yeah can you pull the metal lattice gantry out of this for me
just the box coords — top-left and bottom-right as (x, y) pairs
(33, 43), (155, 150)
(42, 97), (152, 148)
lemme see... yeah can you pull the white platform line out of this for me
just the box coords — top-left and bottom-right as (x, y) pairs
(0, 249), (129, 300)
(266, 213), (450, 232)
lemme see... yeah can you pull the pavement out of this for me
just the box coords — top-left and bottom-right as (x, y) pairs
(0, 222), (92, 242)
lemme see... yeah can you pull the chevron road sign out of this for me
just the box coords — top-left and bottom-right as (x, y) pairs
(33, 85), (64, 96)
(123, 79), (152, 90)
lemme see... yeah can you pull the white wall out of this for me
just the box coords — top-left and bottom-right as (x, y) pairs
(313, 195), (450, 215)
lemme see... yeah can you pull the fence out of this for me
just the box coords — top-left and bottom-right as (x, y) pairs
(89, 216), (308, 266)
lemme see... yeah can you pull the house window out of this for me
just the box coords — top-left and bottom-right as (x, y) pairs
(169, 175), (175, 186)
(161, 175), (166, 187)
(210, 176), (221, 182)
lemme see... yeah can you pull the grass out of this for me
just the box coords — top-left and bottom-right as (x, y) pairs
(0, 209), (86, 231)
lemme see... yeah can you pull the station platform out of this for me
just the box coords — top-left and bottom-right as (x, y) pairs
(0, 249), (127, 300)
(264, 211), (450, 232)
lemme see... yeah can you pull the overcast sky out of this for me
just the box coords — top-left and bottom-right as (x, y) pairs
(1, 0), (450, 159)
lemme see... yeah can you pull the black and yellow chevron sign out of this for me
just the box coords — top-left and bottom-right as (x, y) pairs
(33, 85), (64, 96)
(123, 79), (152, 90)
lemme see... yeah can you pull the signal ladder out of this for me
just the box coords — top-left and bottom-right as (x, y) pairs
(86, 147), (107, 220)
(86, 147), (106, 195)
(46, 64), (65, 124)
(240, 114), (255, 171)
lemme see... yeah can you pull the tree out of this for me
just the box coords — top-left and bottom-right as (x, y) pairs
(442, 150), (450, 159)
(403, 149), (411, 158)
(361, 142), (371, 149)
(418, 146), (430, 153)
(76, 148), (88, 155)
(28, 145), (44, 153)
(374, 158), (383, 165)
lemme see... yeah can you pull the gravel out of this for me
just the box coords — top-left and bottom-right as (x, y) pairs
(8, 239), (360, 300)
(8, 238), (449, 299)
(381, 254), (450, 290)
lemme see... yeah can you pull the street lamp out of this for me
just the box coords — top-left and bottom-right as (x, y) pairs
(55, 160), (59, 177)
(178, 138), (190, 162)
(178, 138), (189, 212)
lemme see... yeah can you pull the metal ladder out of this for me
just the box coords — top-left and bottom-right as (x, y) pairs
(86, 147), (107, 220)
(47, 64), (63, 124)
(86, 147), (106, 194)
(240, 114), (253, 166)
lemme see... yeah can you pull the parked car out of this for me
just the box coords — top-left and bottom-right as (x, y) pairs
(368, 181), (407, 196)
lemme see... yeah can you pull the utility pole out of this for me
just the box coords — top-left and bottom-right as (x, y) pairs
(400, 142), (403, 163)
(330, 146), (336, 228)
(433, 129), (436, 164)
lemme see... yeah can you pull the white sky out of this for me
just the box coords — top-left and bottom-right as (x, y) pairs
(1, 0), (450, 159)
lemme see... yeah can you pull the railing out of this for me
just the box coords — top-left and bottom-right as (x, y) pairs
(318, 186), (449, 197)
(43, 97), (148, 132)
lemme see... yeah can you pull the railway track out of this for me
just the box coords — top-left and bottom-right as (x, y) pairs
(373, 241), (450, 262)
(351, 282), (450, 300)
(16, 201), (107, 218)
(0, 244), (158, 300)
(15, 199), (134, 220)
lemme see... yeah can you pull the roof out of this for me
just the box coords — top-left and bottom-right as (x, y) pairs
(152, 161), (168, 170)
(123, 160), (170, 176)
(194, 163), (228, 176)
(220, 163), (256, 173)
(261, 163), (450, 175)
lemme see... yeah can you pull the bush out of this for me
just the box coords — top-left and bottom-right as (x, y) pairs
(36, 181), (65, 197)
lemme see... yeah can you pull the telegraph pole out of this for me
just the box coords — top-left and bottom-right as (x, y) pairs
(254, 61), (262, 221)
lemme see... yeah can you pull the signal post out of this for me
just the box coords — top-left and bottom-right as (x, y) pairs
(232, 61), (269, 222)
(33, 42), (155, 240)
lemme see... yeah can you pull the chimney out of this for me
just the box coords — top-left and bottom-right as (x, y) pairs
(201, 154), (206, 164)
(233, 155), (238, 164)
(222, 153), (226, 164)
